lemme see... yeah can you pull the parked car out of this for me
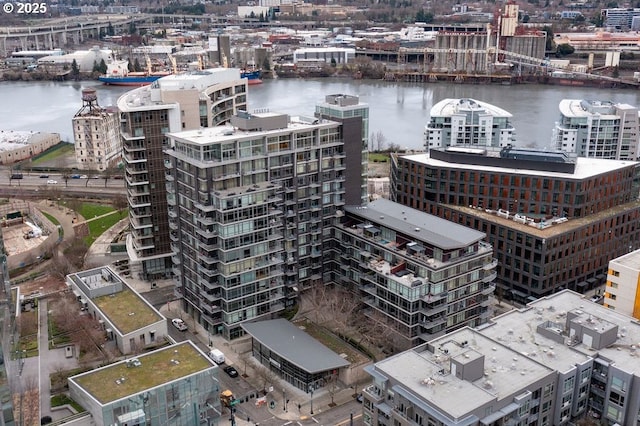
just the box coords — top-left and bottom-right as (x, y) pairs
(356, 394), (364, 403)
(223, 366), (239, 378)
(46, 180), (57, 185)
(171, 318), (187, 331)
(70, 174), (81, 179)
(10, 173), (23, 179)
(39, 174), (49, 178)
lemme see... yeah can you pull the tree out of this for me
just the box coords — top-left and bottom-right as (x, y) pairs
(556, 43), (575, 56)
(254, 364), (279, 394)
(370, 130), (387, 152)
(127, 60), (134, 72)
(262, 57), (271, 71)
(97, 59), (108, 74)
(542, 26), (554, 52)
(112, 194), (128, 218)
(330, 57), (337, 67)
(71, 59), (80, 80)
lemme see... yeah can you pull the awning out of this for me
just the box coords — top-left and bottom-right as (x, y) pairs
(577, 281), (588, 288)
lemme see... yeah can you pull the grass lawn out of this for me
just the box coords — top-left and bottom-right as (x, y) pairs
(30, 143), (75, 165)
(42, 212), (60, 226)
(369, 152), (390, 163)
(76, 203), (122, 245)
(50, 394), (85, 413)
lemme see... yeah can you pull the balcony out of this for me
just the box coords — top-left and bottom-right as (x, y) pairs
(172, 266), (182, 277)
(171, 255), (182, 265)
(195, 201), (216, 212)
(482, 271), (497, 283)
(483, 259), (498, 270)
(195, 227), (217, 239)
(481, 284), (496, 295)
(421, 303), (447, 316)
(196, 215), (215, 226)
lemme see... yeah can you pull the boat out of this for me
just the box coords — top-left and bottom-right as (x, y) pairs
(241, 68), (263, 85)
(98, 60), (172, 86)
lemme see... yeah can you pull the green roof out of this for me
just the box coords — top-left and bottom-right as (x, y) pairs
(93, 287), (162, 334)
(73, 342), (214, 404)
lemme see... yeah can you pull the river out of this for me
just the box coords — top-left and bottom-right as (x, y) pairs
(2, 78), (640, 150)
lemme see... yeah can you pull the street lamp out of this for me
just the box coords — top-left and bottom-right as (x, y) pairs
(309, 384), (314, 415)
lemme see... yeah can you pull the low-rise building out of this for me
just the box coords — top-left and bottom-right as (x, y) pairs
(66, 266), (167, 354)
(0, 130), (59, 165)
(242, 318), (351, 392)
(363, 290), (640, 425)
(293, 47), (356, 65)
(69, 341), (221, 425)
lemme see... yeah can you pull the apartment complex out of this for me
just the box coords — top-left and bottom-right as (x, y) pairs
(69, 341), (221, 425)
(118, 69), (247, 280)
(363, 290), (640, 426)
(391, 147), (640, 304)
(553, 99), (639, 161)
(165, 100), (366, 339)
(605, 249), (640, 319)
(72, 88), (121, 171)
(424, 99), (516, 152)
(328, 199), (496, 349)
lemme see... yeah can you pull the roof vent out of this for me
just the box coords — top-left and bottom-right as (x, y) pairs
(415, 228), (420, 232)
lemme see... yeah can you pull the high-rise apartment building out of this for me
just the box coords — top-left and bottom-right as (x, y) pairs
(328, 199), (496, 349)
(602, 7), (640, 29)
(73, 88), (121, 171)
(363, 290), (640, 426)
(553, 99), (639, 160)
(165, 103), (365, 339)
(424, 98), (516, 152)
(118, 69), (247, 280)
(315, 94), (369, 205)
(605, 249), (640, 319)
(392, 147), (640, 304)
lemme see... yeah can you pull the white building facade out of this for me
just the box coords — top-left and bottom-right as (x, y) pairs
(553, 99), (639, 160)
(606, 249), (640, 319)
(424, 98), (516, 151)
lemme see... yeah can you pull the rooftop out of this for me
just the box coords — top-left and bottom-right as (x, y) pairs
(558, 99), (635, 119)
(117, 68), (243, 111)
(610, 248), (640, 269)
(345, 198), (486, 250)
(93, 286), (162, 335)
(0, 130), (56, 152)
(429, 98), (512, 118)
(401, 152), (637, 180)
(375, 328), (553, 419)
(242, 318), (350, 374)
(71, 341), (214, 404)
(481, 290), (640, 371)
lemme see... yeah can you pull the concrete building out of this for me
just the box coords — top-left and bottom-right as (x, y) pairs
(292, 47), (356, 65)
(328, 199), (496, 349)
(363, 290), (640, 426)
(72, 88), (121, 171)
(242, 318), (350, 392)
(69, 341), (221, 425)
(424, 98), (516, 152)
(605, 249), (640, 319)
(66, 266), (168, 355)
(117, 68), (247, 280)
(391, 147), (640, 304)
(164, 99), (366, 339)
(553, 99), (640, 161)
(0, 131), (59, 165)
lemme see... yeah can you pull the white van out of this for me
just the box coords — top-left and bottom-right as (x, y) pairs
(209, 349), (225, 364)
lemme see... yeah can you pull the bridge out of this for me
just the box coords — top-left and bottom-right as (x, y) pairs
(0, 15), (147, 55)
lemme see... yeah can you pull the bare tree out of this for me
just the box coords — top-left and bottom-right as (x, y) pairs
(112, 193), (128, 218)
(370, 130), (387, 152)
(326, 374), (339, 407)
(254, 364), (279, 395)
(239, 351), (252, 378)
